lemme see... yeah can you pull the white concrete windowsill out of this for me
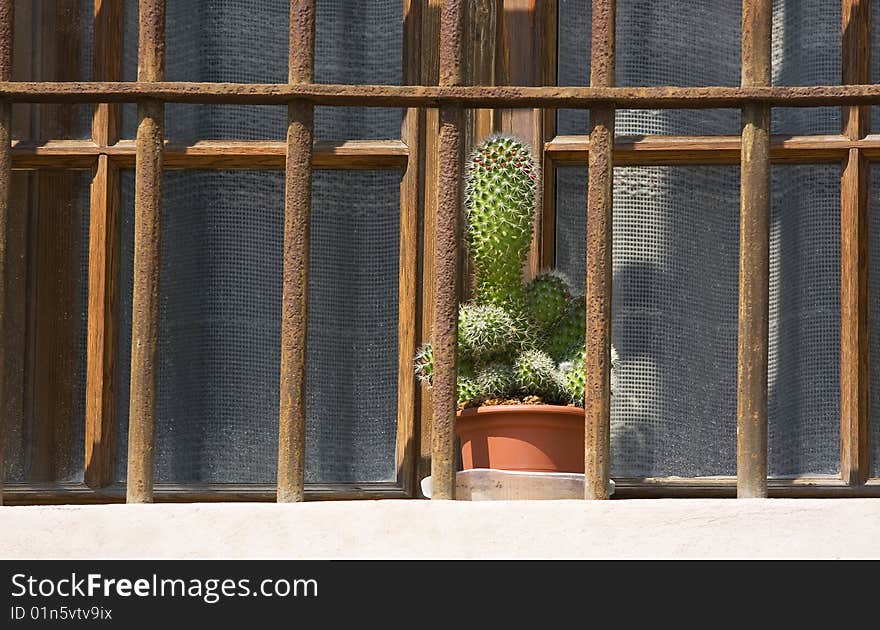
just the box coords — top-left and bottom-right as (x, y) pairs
(2, 498), (879, 559)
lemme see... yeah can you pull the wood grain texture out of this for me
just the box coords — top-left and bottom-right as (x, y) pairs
(103, 139), (407, 169)
(395, 0), (423, 498)
(545, 134), (851, 165)
(84, 155), (119, 487)
(28, 172), (81, 482)
(498, 0), (544, 280)
(737, 0), (772, 499)
(0, 0), (10, 505)
(84, 0), (124, 489)
(417, 0), (441, 491)
(840, 0), (871, 485)
(8, 134), (869, 169)
(92, 0), (123, 147)
(27, 2), (85, 485)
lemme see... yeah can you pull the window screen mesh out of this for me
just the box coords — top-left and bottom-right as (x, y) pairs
(11, 0), (94, 141)
(557, 0), (840, 136)
(121, 0), (403, 140)
(3, 171), (90, 483)
(869, 168), (880, 477)
(555, 165), (839, 477)
(115, 171), (400, 484)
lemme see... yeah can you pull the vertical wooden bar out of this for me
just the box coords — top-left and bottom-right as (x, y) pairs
(418, 0), (442, 490)
(397, 0), (424, 497)
(498, 0), (544, 279)
(841, 0), (871, 485)
(0, 0), (12, 506)
(126, 0), (165, 503)
(584, 0), (615, 500)
(541, 0), (558, 270)
(432, 0), (465, 500)
(465, 0), (497, 144)
(737, 0), (772, 498)
(277, 0), (315, 503)
(85, 0), (123, 488)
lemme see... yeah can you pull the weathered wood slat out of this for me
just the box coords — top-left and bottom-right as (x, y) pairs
(395, 0), (423, 498)
(840, 0), (871, 486)
(0, 0), (11, 506)
(276, 0), (315, 504)
(584, 0), (615, 500)
(544, 134), (852, 164)
(737, 0), (772, 499)
(126, 0), (165, 504)
(431, 0), (465, 501)
(84, 0), (124, 489)
(8, 82), (880, 108)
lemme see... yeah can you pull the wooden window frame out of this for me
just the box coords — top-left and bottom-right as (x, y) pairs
(2, 0), (879, 503)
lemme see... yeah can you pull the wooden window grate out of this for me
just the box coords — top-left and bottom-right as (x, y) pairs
(0, 0), (877, 503)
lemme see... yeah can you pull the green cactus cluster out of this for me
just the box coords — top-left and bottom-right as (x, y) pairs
(415, 135), (618, 407)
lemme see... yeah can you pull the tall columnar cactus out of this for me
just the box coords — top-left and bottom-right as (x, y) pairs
(416, 134), (618, 408)
(465, 136), (538, 311)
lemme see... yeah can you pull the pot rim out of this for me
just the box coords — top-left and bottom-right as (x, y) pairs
(457, 404), (584, 417)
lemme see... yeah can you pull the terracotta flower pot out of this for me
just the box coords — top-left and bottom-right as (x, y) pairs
(456, 404), (585, 473)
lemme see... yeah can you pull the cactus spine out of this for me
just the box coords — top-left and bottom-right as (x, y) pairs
(465, 136), (537, 311)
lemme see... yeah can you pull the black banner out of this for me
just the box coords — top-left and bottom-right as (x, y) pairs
(0, 559), (850, 626)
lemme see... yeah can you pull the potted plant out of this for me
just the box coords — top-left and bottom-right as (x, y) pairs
(415, 135), (618, 474)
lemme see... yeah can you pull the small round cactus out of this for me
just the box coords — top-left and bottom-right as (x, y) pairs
(525, 270), (574, 329)
(457, 376), (483, 405)
(465, 136), (538, 310)
(414, 343), (434, 385)
(414, 342), (475, 386)
(458, 303), (526, 361)
(514, 349), (562, 400)
(558, 346), (586, 405)
(476, 362), (517, 399)
(559, 344), (621, 406)
(544, 295), (587, 362)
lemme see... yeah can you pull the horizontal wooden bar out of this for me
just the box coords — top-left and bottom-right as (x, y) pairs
(7, 478), (880, 503)
(8, 82), (880, 108)
(613, 477), (866, 498)
(25, 136), (880, 169)
(26, 135), (880, 169)
(108, 139), (408, 169)
(545, 134), (851, 165)
(7, 139), (406, 169)
(10, 140), (100, 167)
(0, 482), (410, 504)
